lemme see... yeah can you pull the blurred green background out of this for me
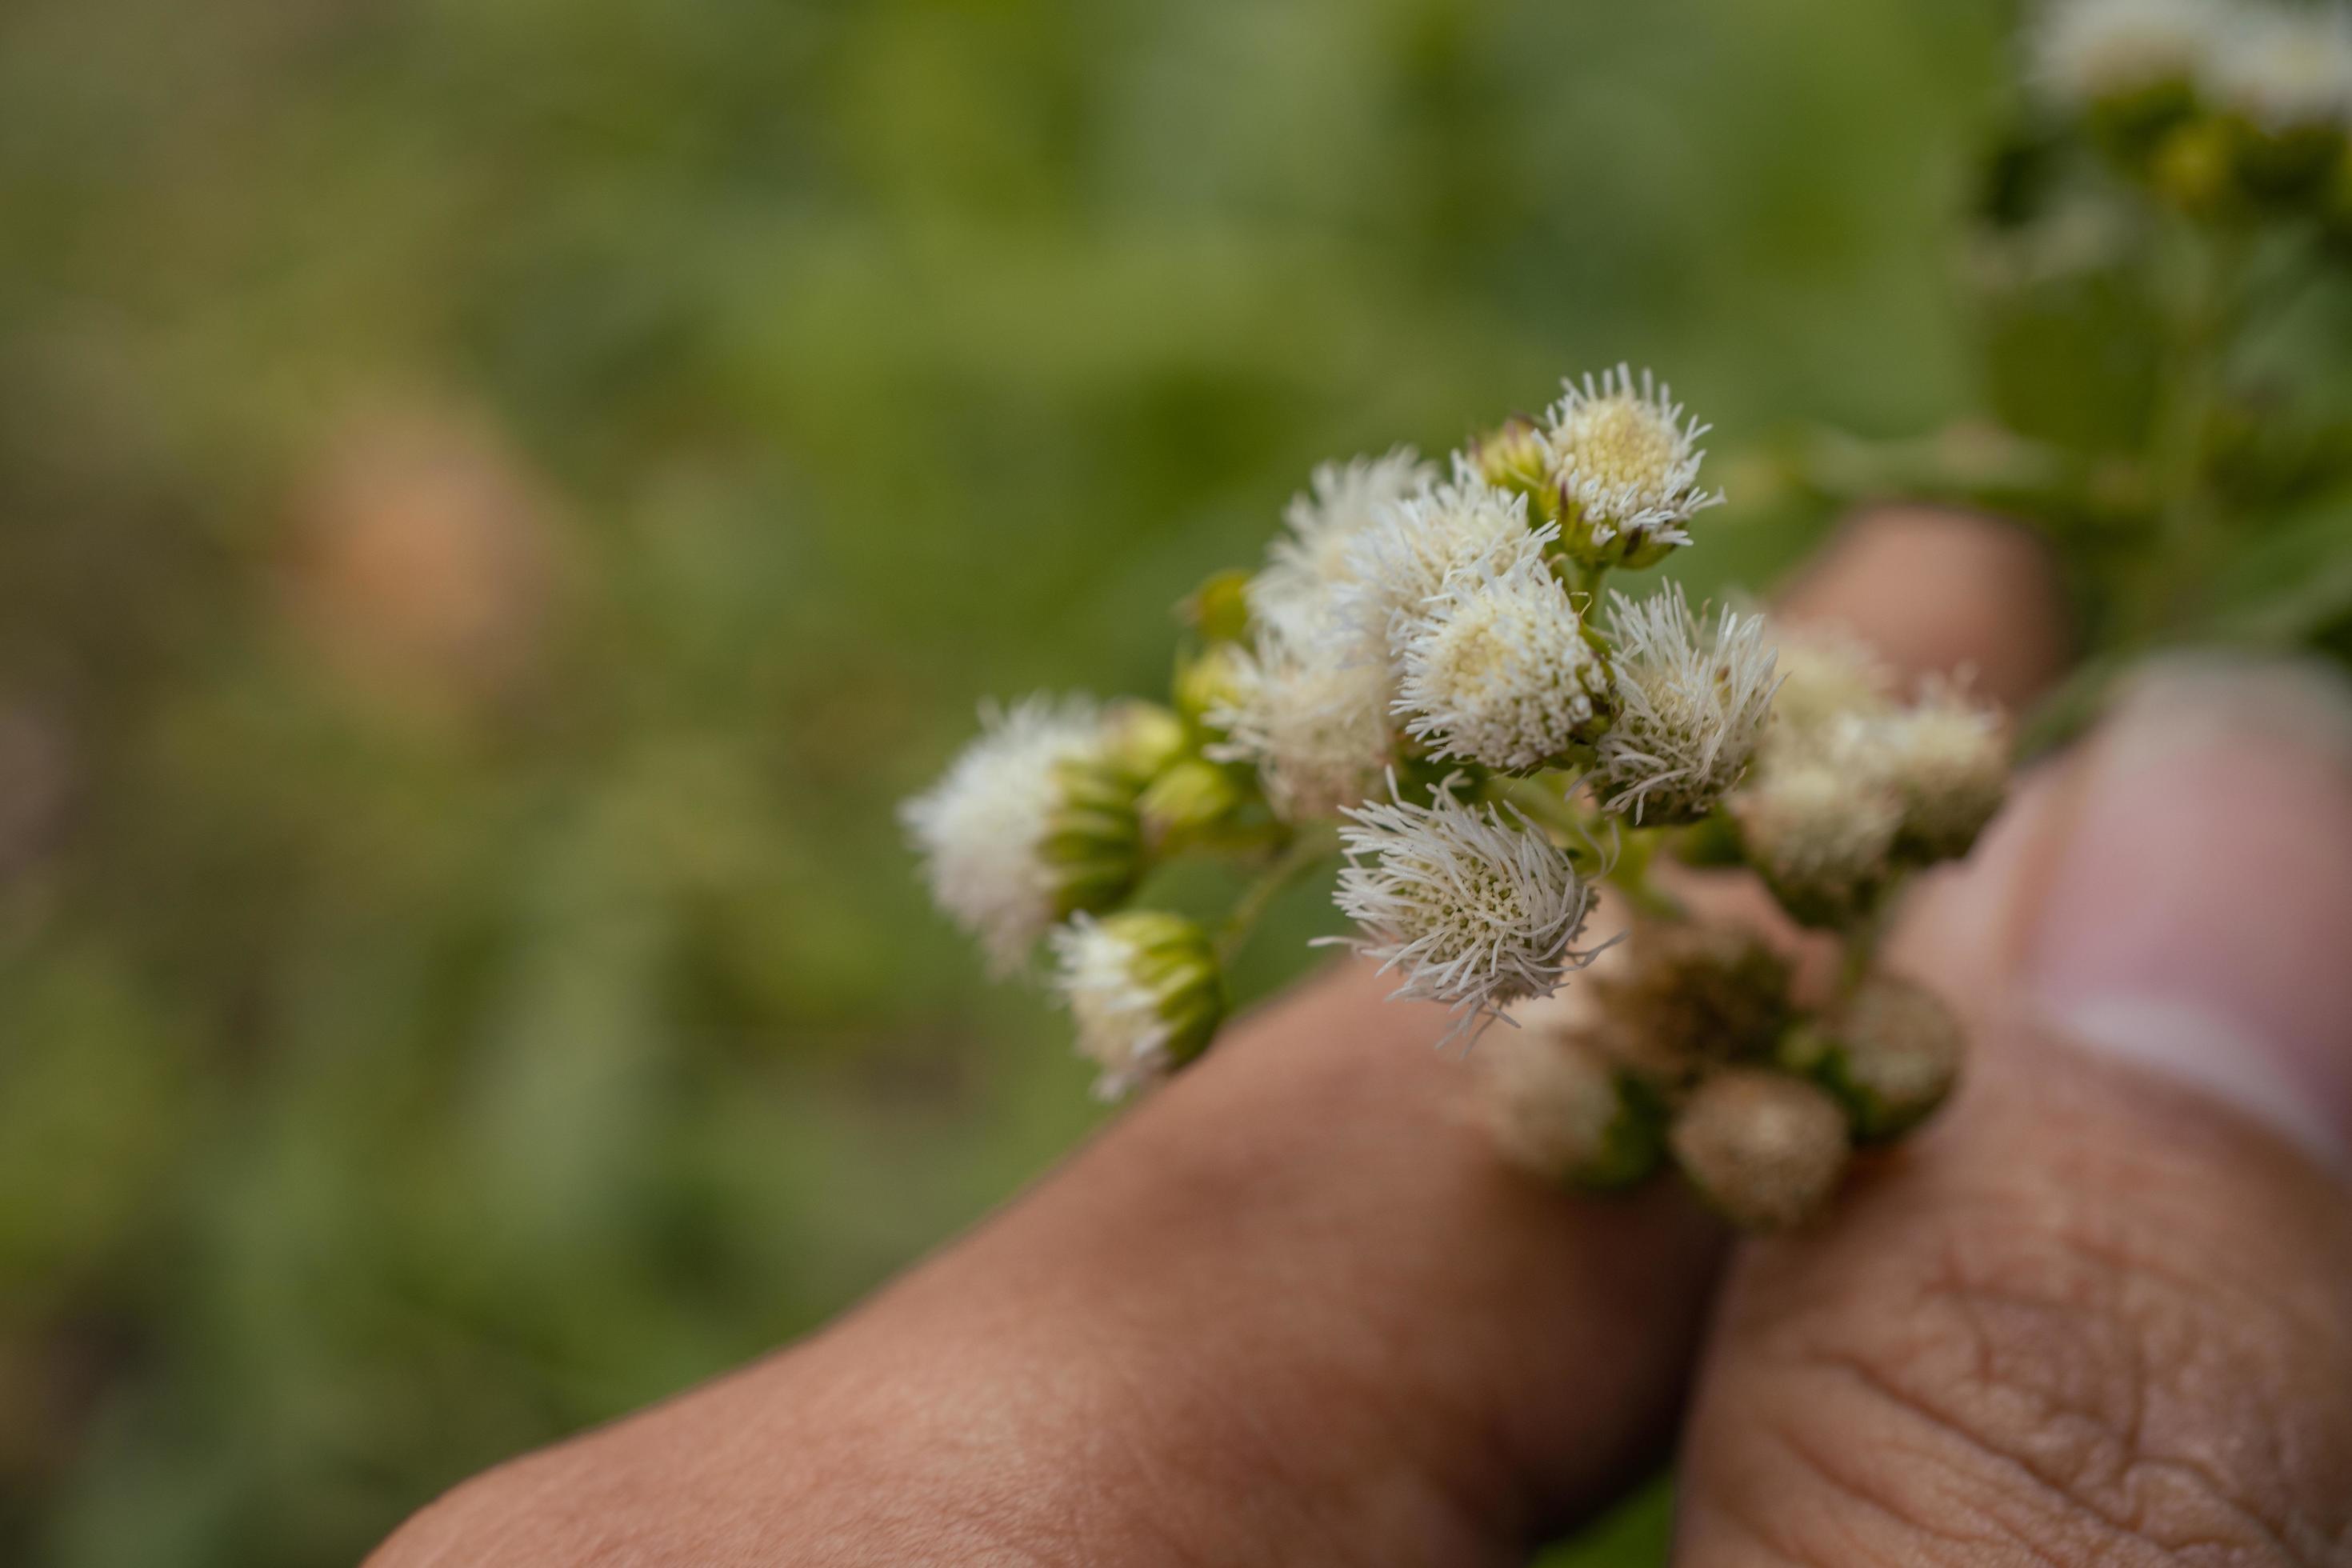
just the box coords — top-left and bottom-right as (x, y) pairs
(0, 0), (2018, 1562)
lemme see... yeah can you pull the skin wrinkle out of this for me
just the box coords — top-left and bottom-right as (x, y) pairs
(1758, 1401), (2084, 1568)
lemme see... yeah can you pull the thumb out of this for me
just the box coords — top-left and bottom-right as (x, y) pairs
(1673, 656), (2352, 1563)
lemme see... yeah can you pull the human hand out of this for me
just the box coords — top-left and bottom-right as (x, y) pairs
(371, 511), (2352, 1566)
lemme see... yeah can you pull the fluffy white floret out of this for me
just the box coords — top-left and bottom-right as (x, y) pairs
(1541, 366), (1721, 549)
(2030, 0), (2226, 106)
(1338, 469), (1558, 658)
(1733, 757), (1903, 919)
(1594, 586), (1779, 822)
(1326, 777), (1606, 1041)
(1206, 622), (1394, 820)
(1043, 916), (1169, 1100)
(2206, 4), (2352, 130)
(1247, 450), (1436, 642)
(1840, 682), (2010, 860)
(1394, 554), (1607, 772)
(901, 696), (1102, 973)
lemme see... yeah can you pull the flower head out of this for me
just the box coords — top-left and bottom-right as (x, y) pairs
(1338, 469), (1557, 659)
(2030, 0), (2226, 109)
(902, 696), (1110, 972)
(2206, 3), (2352, 130)
(1731, 754), (1903, 928)
(1540, 366), (1721, 561)
(1328, 776), (1608, 1040)
(1248, 450), (1435, 642)
(1669, 1070), (1851, 1230)
(1859, 682), (2010, 861)
(1394, 553), (1610, 772)
(1049, 911), (1226, 1101)
(1764, 622), (1896, 741)
(1206, 623), (1394, 820)
(1593, 585), (1779, 822)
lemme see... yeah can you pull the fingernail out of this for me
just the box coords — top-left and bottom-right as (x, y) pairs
(2022, 655), (2352, 1170)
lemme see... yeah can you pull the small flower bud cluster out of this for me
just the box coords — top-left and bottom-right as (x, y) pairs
(1482, 926), (1966, 1227)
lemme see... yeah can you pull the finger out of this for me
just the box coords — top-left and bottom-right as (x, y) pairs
(1776, 505), (2069, 709)
(372, 506), (2072, 1568)
(1674, 658), (2352, 1566)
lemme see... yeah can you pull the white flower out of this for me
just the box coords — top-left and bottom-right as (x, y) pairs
(1540, 366), (1721, 552)
(1327, 777), (1607, 1041)
(1049, 911), (1224, 1102)
(1594, 585), (1779, 822)
(1732, 756), (1903, 926)
(1763, 622), (1896, 742)
(2206, 3), (2352, 130)
(902, 695), (1103, 973)
(2030, 0), (2226, 108)
(1338, 469), (1558, 658)
(1247, 450), (1436, 642)
(1394, 553), (1608, 772)
(1838, 682), (2010, 861)
(1206, 623), (1394, 820)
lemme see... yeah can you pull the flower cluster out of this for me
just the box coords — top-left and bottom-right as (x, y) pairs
(2030, 0), (2352, 215)
(905, 366), (2009, 1225)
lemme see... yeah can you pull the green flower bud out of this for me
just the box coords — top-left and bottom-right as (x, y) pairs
(1040, 758), (1146, 919)
(1181, 569), (1254, 645)
(1470, 416), (1550, 495)
(1137, 755), (1246, 852)
(1174, 641), (1250, 732)
(1100, 699), (1189, 785)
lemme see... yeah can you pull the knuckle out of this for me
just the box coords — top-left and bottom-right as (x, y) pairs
(1738, 1178), (2352, 1566)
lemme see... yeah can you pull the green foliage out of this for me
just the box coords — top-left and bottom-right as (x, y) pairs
(0, 0), (2054, 1563)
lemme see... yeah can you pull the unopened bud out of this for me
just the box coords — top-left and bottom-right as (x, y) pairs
(1470, 416), (1550, 495)
(1100, 699), (1190, 785)
(1041, 758), (1146, 918)
(1138, 756), (1246, 851)
(1784, 974), (1965, 1142)
(1174, 641), (1250, 732)
(1480, 1022), (1666, 1190)
(1182, 569), (1254, 645)
(1670, 1070), (1850, 1230)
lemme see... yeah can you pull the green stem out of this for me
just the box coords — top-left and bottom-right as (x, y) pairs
(1215, 829), (1333, 966)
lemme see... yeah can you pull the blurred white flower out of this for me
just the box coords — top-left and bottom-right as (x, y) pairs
(1841, 681), (2010, 860)
(1732, 755), (1904, 926)
(1206, 622), (1394, 820)
(1762, 622), (1896, 741)
(1338, 469), (1557, 658)
(1594, 586), (1778, 822)
(1327, 777), (1606, 1040)
(1394, 553), (1608, 772)
(2206, 3), (2352, 130)
(1247, 449), (1436, 641)
(1540, 366), (1721, 554)
(1049, 911), (1224, 1101)
(2030, 0), (2226, 107)
(901, 695), (1103, 972)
